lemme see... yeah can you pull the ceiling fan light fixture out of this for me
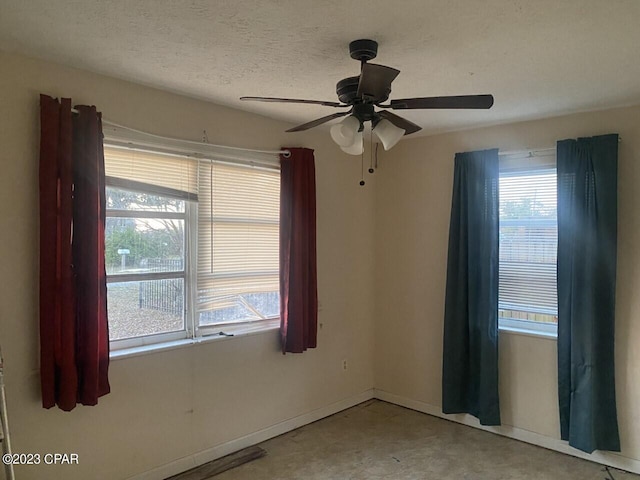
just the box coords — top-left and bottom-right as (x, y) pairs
(340, 131), (364, 155)
(330, 115), (361, 147)
(373, 119), (405, 151)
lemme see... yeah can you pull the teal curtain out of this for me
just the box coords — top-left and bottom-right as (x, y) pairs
(557, 134), (620, 453)
(442, 149), (500, 426)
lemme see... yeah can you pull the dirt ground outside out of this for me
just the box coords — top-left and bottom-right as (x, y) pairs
(107, 282), (183, 341)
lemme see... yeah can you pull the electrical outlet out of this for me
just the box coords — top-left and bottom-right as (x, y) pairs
(342, 359), (348, 371)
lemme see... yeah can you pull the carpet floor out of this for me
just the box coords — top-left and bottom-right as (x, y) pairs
(214, 399), (638, 480)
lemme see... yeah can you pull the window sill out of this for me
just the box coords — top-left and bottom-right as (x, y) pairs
(498, 325), (557, 340)
(110, 323), (280, 361)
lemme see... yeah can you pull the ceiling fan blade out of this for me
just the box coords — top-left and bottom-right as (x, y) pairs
(389, 94), (494, 110)
(240, 96), (346, 108)
(378, 111), (422, 135)
(357, 64), (400, 100)
(286, 111), (351, 132)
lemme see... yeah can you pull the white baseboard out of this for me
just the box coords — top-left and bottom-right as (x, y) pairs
(374, 389), (640, 475)
(127, 389), (375, 480)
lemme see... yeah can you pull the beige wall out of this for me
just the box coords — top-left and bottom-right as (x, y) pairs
(374, 105), (640, 467)
(0, 51), (376, 480)
(2, 48), (640, 479)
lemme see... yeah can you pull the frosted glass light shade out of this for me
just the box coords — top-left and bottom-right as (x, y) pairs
(374, 119), (405, 151)
(330, 116), (361, 147)
(340, 132), (364, 155)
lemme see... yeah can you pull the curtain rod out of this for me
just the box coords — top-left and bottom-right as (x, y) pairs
(499, 136), (622, 157)
(499, 147), (555, 157)
(70, 108), (291, 158)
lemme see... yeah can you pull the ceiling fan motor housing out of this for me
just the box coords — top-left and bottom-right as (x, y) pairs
(336, 76), (360, 104)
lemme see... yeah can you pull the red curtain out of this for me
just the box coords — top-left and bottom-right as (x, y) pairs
(279, 148), (318, 354)
(39, 95), (110, 411)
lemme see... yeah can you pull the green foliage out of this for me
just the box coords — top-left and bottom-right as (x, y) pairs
(501, 198), (555, 219)
(106, 188), (183, 211)
(105, 225), (181, 268)
(105, 187), (185, 269)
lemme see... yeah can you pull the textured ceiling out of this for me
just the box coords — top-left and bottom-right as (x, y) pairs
(1, 0), (640, 136)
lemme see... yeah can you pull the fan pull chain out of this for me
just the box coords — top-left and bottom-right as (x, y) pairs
(369, 127), (375, 174)
(375, 142), (379, 169)
(360, 149), (365, 186)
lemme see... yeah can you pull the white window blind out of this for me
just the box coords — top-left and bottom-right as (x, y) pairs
(197, 160), (280, 327)
(499, 167), (558, 316)
(104, 145), (199, 200)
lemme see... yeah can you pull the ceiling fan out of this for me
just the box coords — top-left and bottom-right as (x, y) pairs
(241, 39), (494, 155)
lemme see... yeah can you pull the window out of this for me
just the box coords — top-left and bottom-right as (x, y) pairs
(498, 153), (558, 335)
(103, 143), (280, 350)
(105, 187), (189, 343)
(196, 160), (281, 335)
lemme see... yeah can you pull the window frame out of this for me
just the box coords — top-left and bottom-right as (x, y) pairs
(498, 151), (558, 338)
(105, 184), (194, 351)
